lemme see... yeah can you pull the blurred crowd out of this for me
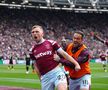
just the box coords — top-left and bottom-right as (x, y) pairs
(0, 7), (108, 60)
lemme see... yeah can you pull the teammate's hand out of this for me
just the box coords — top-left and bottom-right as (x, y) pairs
(75, 64), (81, 71)
(54, 54), (60, 62)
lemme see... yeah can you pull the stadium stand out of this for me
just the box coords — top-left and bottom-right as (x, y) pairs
(0, 1), (108, 90)
(0, 0), (108, 60)
(0, 7), (108, 60)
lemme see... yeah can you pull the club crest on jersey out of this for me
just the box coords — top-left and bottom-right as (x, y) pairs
(34, 50), (37, 53)
(45, 44), (50, 49)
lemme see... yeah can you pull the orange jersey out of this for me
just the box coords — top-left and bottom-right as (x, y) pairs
(65, 43), (91, 79)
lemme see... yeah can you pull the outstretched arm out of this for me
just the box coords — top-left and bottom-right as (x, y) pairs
(57, 48), (81, 71)
(54, 49), (90, 68)
(94, 34), (108, 47)
(54, 54), (75, 68)
(94, 34), (104, 43)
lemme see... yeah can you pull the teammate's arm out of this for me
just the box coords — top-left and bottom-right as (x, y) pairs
(94, 34), (104, 43)
(54, 49), (90, 68)
(94, 34), (108, 47)
(57, 48), (81, 71)
(77, 49), (90, 63)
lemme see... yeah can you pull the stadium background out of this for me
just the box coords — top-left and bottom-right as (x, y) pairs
(0, 0), (108, 90)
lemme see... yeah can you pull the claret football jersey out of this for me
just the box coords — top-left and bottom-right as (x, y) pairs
(30, 39), (61, 75)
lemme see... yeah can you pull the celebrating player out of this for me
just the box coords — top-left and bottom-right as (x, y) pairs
(54, 31), (91, 90)
(29, 25), (81, 90)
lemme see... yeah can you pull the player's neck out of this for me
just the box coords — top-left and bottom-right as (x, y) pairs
(36, 38), (45, 45)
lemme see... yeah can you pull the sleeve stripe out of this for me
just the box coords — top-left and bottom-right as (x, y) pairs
(52, 41), (56, 45)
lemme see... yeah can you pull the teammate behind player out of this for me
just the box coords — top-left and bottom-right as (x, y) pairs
(29, 25), (81, 90)
(54, 31), (91, 90)
(99, 50), (107, 72)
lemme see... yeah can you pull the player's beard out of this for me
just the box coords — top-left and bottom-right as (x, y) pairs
(73, 42), (82, 48)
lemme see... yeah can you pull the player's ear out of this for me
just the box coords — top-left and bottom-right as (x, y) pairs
(42, 32), (44, 37)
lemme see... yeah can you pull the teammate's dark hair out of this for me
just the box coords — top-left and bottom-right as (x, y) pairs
(75, 31), (84, 39)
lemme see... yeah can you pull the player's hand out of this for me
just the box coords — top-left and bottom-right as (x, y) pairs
(74, 64), (81, 71)
(54, 54), (60, 62)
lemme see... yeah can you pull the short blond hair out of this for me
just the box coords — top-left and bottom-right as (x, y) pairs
(32, 25), (43, 31)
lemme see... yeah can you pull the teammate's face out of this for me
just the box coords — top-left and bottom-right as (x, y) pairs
(31, 26), (44, 43)
(73, 33), (83, 47)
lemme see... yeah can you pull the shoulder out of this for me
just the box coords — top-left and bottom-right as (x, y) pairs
(29, 45), (35, 53)
(47, 39), (57, 45)
(80, 48), (90, 56)
(46, 39), (61, 50)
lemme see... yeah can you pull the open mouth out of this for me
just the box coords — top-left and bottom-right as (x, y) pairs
(34, 36), (37, 39)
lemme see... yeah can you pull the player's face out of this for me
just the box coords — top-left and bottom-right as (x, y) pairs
(31, 27), (44, 43)
(73, 33), (83, 47)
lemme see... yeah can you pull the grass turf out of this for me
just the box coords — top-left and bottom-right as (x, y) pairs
(0, 62), (108, 90)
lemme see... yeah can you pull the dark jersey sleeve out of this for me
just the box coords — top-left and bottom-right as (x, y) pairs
(59, 48), (90, 68)
(105, 40), (108, 47)
(59, 59), (75, 68)
(51, 41), (61, 51)
(77, 49), (90, 63)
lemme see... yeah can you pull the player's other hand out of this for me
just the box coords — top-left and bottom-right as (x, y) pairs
(75, 64), (81, 71)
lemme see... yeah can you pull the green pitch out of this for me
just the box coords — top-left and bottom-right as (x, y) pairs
(0, 62), (108, 90)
